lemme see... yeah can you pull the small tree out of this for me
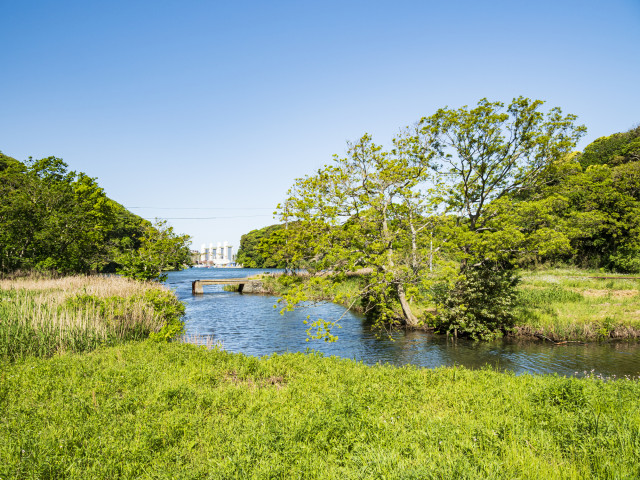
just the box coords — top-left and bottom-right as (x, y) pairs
(277, 134), (442, 337)
(116, 220), (191, 282)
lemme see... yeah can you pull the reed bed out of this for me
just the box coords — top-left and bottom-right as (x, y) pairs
(0, 275), (185, 360)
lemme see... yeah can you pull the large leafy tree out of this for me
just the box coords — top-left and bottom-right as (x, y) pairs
(275, 97), (587, 340)
(0, 155), (121, 273)
(278, 134), (442, 334)
(403, 97), (586, 338)
(411, 96), (586, 258)
(0, 152), (191, 279)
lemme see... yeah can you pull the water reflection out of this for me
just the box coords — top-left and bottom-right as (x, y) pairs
(165, 269), (640, 377)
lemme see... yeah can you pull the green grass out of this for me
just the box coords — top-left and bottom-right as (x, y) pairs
(2, 273), (639, 477)
(1, 341), (639, 479)
(516, 268), (640, 340)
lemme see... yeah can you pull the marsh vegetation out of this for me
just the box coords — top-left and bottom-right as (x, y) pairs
(0, 274), (185, 361)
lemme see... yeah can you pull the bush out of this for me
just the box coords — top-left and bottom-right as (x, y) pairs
(437, 262), (520, 340)
(608, 245), (640, 273)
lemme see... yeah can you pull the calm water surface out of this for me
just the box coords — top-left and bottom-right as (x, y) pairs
(165, 268), (640, 377)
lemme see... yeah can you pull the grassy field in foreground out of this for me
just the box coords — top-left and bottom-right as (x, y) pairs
(516, 268), (640, 341)
(1, 341), (639, 479)
(0, 275), (185, 360)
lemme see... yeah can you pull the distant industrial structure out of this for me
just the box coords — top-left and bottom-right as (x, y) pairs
(192, 242), (235, 267)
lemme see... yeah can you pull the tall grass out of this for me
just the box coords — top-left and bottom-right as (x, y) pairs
(0, 275), (185, 360)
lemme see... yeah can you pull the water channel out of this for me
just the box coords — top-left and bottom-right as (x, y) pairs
(165, 268), (640, 378)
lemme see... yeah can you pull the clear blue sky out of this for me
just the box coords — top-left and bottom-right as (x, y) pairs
(2, 0), (639, 251)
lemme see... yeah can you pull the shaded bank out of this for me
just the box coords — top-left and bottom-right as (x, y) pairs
(245, 269), (640, 342)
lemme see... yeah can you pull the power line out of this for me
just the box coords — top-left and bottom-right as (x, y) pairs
(128, 206), (274, 210)
(142, 214), (274, 220)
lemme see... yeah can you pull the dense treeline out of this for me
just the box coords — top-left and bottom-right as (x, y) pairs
(516, 125), (640, 271)
(0, 152), (191, 279)
(236, 223), (287, 268)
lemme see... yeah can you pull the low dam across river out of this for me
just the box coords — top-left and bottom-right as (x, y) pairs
(192, 278), (265, 295)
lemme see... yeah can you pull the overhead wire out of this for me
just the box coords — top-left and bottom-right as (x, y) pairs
(127, 206), (274, 210)
(127, 206), (276, 220)
(141, 214), (274, 220)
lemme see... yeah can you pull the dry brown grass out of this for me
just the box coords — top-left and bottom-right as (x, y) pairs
(0, 274), (182, 359)
(0, 275), (170, 335)
(0, 274), (159, 299)
(581, 289), (639, 298)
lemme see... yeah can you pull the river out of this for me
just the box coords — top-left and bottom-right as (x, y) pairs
(165, 268), (640, 378)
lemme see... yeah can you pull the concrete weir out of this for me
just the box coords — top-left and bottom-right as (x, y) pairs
(192, 279), (247, 295)
(191, 278), (265, 295)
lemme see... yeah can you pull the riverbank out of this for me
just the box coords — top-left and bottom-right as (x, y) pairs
(1, 340), (638, 478)
(2, 274), (639, 477)
(0, 274), (185, 361)
(252, 268), (640, 341)
(515, 268), (640, 341)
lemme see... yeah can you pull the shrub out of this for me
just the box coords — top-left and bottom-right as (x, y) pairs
(437, 262), (520, 340)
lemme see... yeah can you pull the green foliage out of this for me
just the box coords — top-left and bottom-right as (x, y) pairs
(144, 288), (187, 341)
(508, 126), (640, 272)
(578, 126), (640, 168)
(115, 220), (192, 282)
(0, 153), (191, 279)
(268, 97), (588, 338)
(1, 341), (640, 478)
(277, 133), (443, 330)
(609, 244), (640, 273)
(418, 96), (586, 238)
(438, 262), (520, 340)
(235, 223), (287, 268)
(0, 154), (122, 273)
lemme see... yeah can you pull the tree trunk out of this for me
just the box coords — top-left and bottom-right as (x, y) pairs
(409, 214), (419, 273)
(396, 283), (419, 327)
